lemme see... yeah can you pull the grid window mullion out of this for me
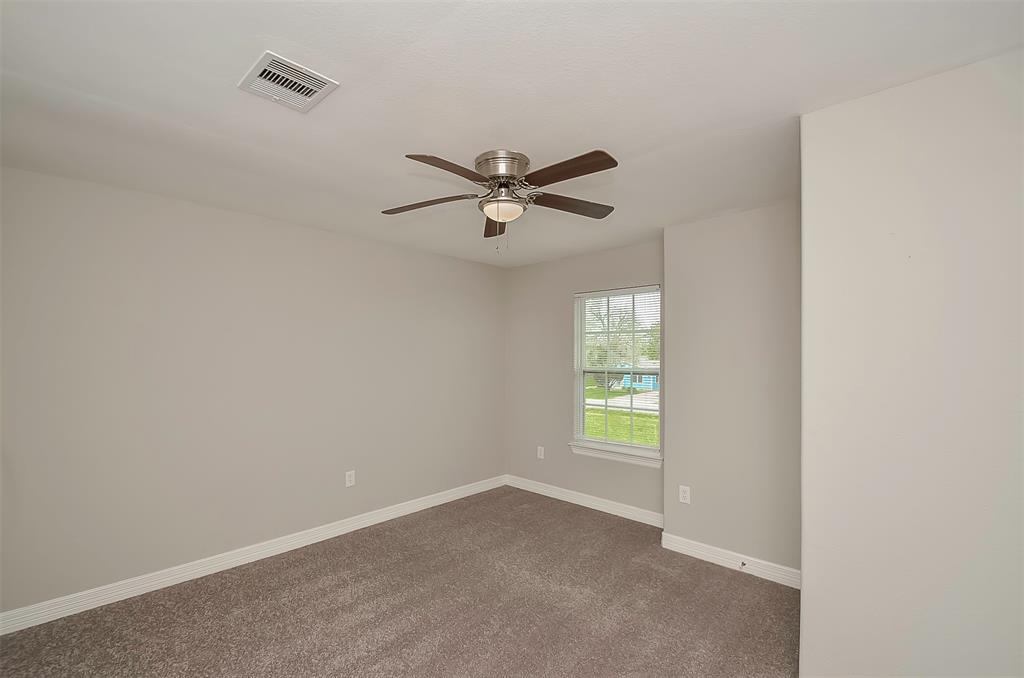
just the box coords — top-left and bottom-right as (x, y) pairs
(630, 294), (635, 445)
(598, 297), (606, 440)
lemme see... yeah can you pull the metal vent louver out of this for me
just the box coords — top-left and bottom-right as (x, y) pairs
(238, 51), (338, 112)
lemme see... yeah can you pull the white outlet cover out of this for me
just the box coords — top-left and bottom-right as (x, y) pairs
(679, 485), (691, 504)
(345, 470), (356, 487)
(537, 446), (545, 459)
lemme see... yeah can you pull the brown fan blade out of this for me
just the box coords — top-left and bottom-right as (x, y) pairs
(483, 218), (507, 238)
(522, 150), (618, 187)
(382, 194), (479, 215)
(531, 193), (614, 219)
(406, 154), (489, 183)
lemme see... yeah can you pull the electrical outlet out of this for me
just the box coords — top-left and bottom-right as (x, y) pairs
(679, 485), (691, 504)
(345, 470), (356, 487)
(537, 446), (545, 459)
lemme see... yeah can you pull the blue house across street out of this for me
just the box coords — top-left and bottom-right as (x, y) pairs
(622, 373), (659, 390)
(615, 357), (660, 390)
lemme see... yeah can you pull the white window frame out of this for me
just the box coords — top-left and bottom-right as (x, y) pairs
(569, 284), (662, 468)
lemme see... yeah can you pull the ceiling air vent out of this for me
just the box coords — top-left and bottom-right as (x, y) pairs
(238, 51), (338, 112)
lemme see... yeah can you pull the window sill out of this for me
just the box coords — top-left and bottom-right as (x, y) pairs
(568, 440), (663, 468)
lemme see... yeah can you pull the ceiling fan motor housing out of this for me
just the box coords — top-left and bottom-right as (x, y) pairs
(474, 150), (531, 179)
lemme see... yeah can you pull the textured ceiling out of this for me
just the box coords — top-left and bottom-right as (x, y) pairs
(2, 2), (1020, 266)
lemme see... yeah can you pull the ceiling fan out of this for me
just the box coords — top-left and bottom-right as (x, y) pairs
(382, 150), (618, 238)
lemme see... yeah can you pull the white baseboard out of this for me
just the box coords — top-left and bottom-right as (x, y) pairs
(505, 475), (664, 528)
(661, 532), (801, 589)
(0, 475), (506, 635)
(2, 475), (733, 635)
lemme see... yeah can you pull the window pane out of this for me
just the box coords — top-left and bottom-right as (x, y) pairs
(584, 297), (608, 333)
(584, 333), (609, 369)
(583, 373), (608, 440)
(606, 395), (633, 445)
(631, 383), (660, 446)
(606, 332), (634, 370)
(634, 291), (660, 369)
(631, 410), (660, 447)
(607, 294), (633, 335)
(584, 372), (606, 402)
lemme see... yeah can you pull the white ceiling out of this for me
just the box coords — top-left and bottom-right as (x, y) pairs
(2, 2), (1020, 267)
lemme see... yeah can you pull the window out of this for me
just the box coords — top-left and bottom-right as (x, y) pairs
(570, 285), (662, 468)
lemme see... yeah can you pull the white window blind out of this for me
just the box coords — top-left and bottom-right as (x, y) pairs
(573, 285), (661, 459)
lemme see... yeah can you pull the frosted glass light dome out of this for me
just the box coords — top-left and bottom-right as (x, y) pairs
(482, 199), (525, 223)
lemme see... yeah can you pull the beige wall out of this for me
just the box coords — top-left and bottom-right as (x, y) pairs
(1, 168), (506, 610)
(3, 174), (804, 610)
(800, 51), (1022, 675)
(503, 238), (664, 513)
(661, 202), (801, 568)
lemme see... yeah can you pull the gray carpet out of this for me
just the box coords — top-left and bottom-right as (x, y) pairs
(0, 486), (800, 677)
